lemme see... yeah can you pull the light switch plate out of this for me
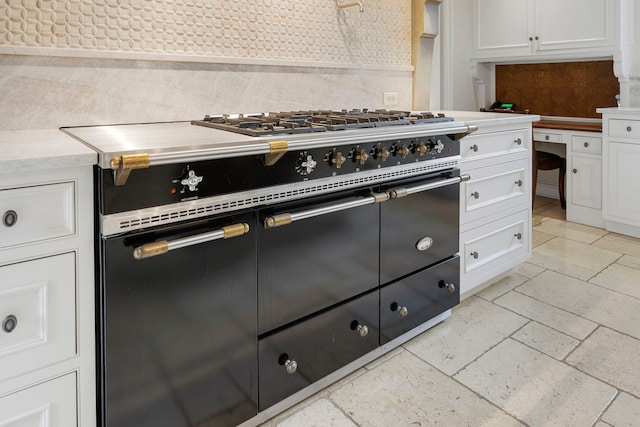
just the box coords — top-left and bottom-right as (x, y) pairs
(383, 92), (398, 106)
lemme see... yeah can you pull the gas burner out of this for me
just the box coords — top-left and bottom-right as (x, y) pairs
(191, 109), (455, 136)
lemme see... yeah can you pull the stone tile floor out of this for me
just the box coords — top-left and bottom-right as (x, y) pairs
(260, 197), (640, 427)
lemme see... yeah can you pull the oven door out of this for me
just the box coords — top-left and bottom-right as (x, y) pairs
(257, 188), (380, 334)
(380, 170), (460, 285)
(98, 211), (257, 427)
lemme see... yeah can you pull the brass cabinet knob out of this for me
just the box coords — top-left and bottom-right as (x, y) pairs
(439, 280), (456, 293)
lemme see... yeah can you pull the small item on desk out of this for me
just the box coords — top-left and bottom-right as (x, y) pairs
(481, 101), (530, 114)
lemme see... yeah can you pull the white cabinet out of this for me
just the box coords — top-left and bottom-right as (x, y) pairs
(599, 109), (640, 237)
(0, 166), (95, 427)
(473, 0), (617, 60)
(459, 123), (532, 297)
(567, 132), (604, 228)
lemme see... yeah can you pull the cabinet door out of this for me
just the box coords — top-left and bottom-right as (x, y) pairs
(0, 373), (77, 427)
(473, 0), (532, 57)
(570, 155), (601, 210)
(606, 142), (640, 225)
(534, 0), (614, 51)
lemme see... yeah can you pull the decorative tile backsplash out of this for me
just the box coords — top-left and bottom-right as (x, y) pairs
(0, 0), (411, 67)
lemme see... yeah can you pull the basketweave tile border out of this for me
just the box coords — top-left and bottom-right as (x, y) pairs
(0, 0), (412, 70)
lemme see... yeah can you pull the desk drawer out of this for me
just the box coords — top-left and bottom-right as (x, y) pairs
(533, 131), (563, 144)
(609, 119), (640, 140)
(0, 253), (76, 381)
(0, 182), (75, 249)
(0, 373), (77, 426)
(571, 135), (602, 155)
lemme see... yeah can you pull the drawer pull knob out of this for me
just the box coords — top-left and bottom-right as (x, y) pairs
(439, 280), (456, 293)
(470, 251), (479, 259)
(573, 168), (578, 174)
(627, 126), (632, 132)
(514, 233), (522, 240)
(584, 142), (589, 147)
(515, 180), (523, 187)
(2, 315), (17, 333)
(278, 353), (298, 374)
(514, 138), (522, 145)
(351, 320), (369, 337)
(471, 144), (479, 152)
(2, 210), (17, 227)
(390, 302), (408, 318)
(471, 191), (480, 199)
(545, 135), (550, 141)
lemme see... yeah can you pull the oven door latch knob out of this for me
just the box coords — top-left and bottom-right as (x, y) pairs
(350, 320), (369, 337)
(390, 302), (408, 318)
(278, 353), (298, 374)
(180, 170), (203, 192)
(439, 280), (456, 293)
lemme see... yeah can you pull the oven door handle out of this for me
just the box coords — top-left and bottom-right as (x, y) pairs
(264, 192), (389, 229)
(388, 174), (470, 199)
(132, 223), (250, 260)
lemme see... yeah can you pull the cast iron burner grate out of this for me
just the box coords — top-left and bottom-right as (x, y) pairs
(191, 109), (455, 136)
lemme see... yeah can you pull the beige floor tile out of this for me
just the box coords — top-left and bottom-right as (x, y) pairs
(329, 351), (523, 427)
(511, 321), (580, 360)
(273, 399), (356, 427)
(532, 202), (566, 222)
(593, 232), (640, 259)
(494, 290), (597, 339)
(567, 327), (640, 397)
(403, 296), (528, 375)
(514, 262), (545, 278)
(530, 237), (621, 280)
(617, 254), (640, 270)
(590, 263), (640, 299)
(477, 273), (528, 301)
(601, 392), (640, 427)
(532, 229), (556, 248)
(533, 217), (608, 244)
(454, 339), (616, 427)
(517, 270), (640, 340)
(594, 422), (614, 427)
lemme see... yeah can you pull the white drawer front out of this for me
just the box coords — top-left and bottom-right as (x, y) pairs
(0, 182), (75, 249)
(463, 212), (528, 274)
(461, 159), (529, 225)
(461, 129), (529, 161)
(0, 253), (76, 381)
(533, 131), (563, 144)
(0, 373), (77, 427)
(609, 119), (640, 139)
(571, 135), (602, 155)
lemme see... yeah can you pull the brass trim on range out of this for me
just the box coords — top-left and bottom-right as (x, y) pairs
(110, 154), (151, 186)
(222, 223), (250, 238)
(264, 213), (293, 229)
(264, 140), (289, 166)
(133, 241), (169, 260)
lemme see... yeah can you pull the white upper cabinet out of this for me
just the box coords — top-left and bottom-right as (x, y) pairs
(473, 0), (617, 59)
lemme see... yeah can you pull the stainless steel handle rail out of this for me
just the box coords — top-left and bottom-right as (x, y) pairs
(104, 124), (479, 185)
(264, 192), (390, 229)
(133, 223), (250, 260)
(388, 174), (470, 199)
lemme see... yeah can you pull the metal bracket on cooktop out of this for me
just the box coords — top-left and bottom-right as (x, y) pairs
(263, 140), (289, 166)
(110, 154), (150, 186)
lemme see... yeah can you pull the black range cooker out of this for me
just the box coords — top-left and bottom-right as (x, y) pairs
(62, 109), (477, 427)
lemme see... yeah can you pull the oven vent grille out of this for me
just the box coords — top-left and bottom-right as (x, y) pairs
(103, 159), (459, 236)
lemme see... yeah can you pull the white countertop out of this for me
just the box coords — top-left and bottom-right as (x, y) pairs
(0, 129), (97, 173)
(0, 111), (540, 172)
(596, 107), (640, 115)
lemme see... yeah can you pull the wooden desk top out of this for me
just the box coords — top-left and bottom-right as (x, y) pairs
(533, 120), (602, 133)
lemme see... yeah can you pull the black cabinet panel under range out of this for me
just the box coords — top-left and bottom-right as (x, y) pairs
(98, 211), (258, 427)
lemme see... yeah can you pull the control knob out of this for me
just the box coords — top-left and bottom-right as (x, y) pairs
(434, 140), (445, 153)
(354, 148), (369, 165)
(415, 142), (428, 156)
(397, 144), (410, 159)
(328, 150), (346, 168)
(180, 169), (203, 192)
(375, 146), (390, 162)
(295, 153), (317, 175)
